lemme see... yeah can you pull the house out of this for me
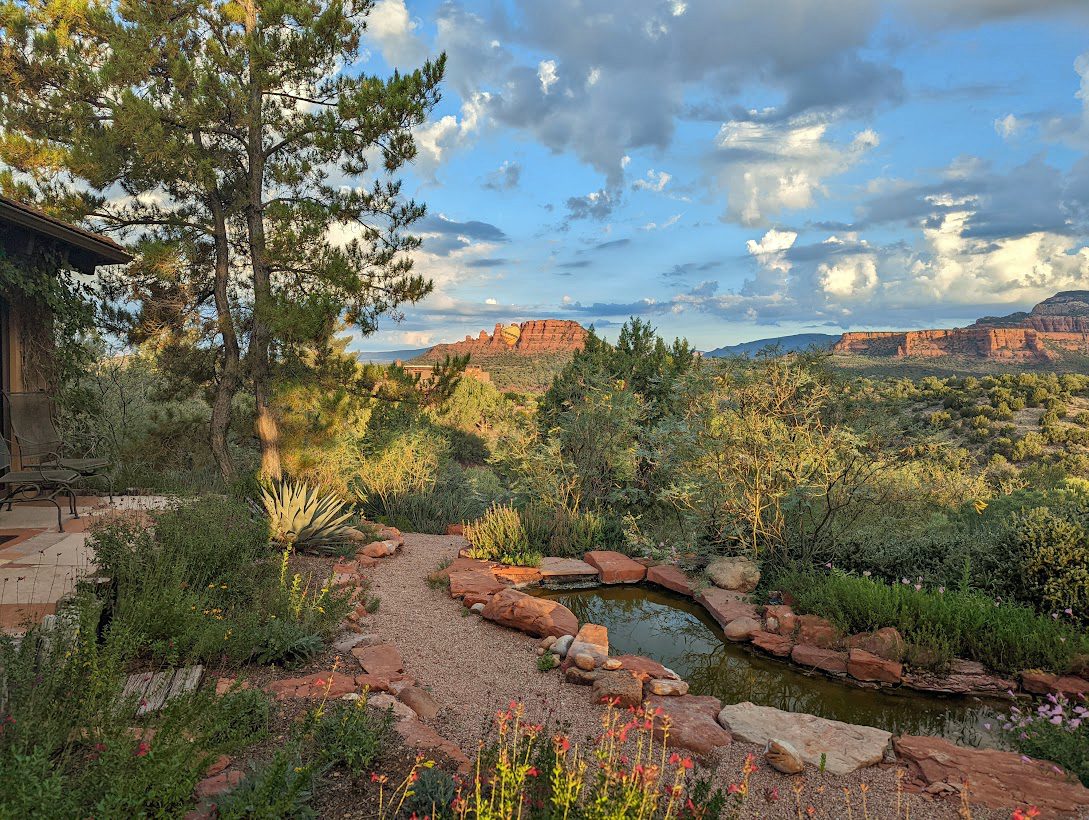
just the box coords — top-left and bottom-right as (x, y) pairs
(0, 195), (131, 455)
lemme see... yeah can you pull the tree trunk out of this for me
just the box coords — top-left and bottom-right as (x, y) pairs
(242, 0), (282, 481)
(208, 197), (241, 482)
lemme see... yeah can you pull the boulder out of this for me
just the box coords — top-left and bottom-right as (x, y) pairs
(592, 671), (644, 707)
(797, 615), (842, 648)
(764, 739), (804, 775)
(194, 769), (245, 800)
(469, 602), (485, 614)
(696, 588), (758, 630)
(352, 643), (404, 676)
(763, 605), (797, 636)
(706, 556), (760, 592)
(448, 567), (505, 601)
(1021, 670), (1089, 698)
(790, 644), (848, 675)
(568, 623), (609, 665)
(646, 694), (731, 757)
(847, 627), (905, 661)
(361, 541), (392, 559)
(538, 557), (600, 585)
(723, 616), (762, 642)
(583, 550), (647, 584)
(398, 686), (440, 721)
(481, 588), (578, 638)
(848, 649), (902, 684)
(614, 654), (679, 682)
(719, 702), (891, 775)
(894, 735), (1089, 815)
(647, 678), (689, 697)
(751, 631), (793, 658)
(646, 565), (694, 596)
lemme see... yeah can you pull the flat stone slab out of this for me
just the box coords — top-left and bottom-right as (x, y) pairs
(645, 565), (693, 596)
(696, 588), (757, 629)
(718, 702), (891, 775)
(583, 550), (646, 584)
(353, 643), (404, 676)
(647, 694), (731, 757)
(539, 557), (599, 585)
(895, 735), (1089, 815)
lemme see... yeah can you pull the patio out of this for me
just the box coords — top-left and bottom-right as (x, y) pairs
(0, 495), (171, 633)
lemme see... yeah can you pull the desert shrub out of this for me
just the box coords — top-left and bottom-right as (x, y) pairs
(91, 499), (348, 664)
(778, 570), (1089, 673)
(218, 746), (318, 820)
(1002, 490), (1089, 619)
(369, 464), (506, 534)
(403, 766), (458, 818)
(463, 503), (540, 566)
(1004, 696), (1089, 787)
(314, 697), (393, 773)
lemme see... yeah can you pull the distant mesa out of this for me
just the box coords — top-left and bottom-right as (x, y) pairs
(705, 333), (840, 358)
(833, 291), (1089, 362)
(421, 319), (588, 360)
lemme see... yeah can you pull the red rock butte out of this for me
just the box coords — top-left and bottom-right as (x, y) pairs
(422, 319), (588, 360)
(832, 291), (1089, 361)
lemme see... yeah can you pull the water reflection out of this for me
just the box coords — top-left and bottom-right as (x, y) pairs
(534, 586), (1008, 749)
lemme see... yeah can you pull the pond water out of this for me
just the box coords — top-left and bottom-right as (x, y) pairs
(533, 585), (1010, 749)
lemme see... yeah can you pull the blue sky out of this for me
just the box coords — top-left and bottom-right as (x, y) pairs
(353, 0), (1089, 351)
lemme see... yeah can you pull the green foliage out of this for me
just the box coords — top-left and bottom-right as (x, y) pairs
(464, 503), (541, 566)
(217, 747), (318, 820)
(313, 698), (393, 774)
(403, 766), (458, 818)
(1004, 697), (1089, 787)
(261, 478), (355, 553)
(537, 653), (559, 672)
(779, 570), (1089, 673)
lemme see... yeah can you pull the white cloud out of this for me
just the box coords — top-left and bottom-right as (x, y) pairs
(587, 68), (601, 87)
(670, 0), (688, 16)
(413, 92), (492, 178)
(538, 60), (559, 94)
(714, 116), (880, 225)
(365, 0), (427, 68)
(994, 113), (1022, 139)
(485, 297), (498, 305)
(632, 169), (672, 192)
(640, 213), (682, 231)
(746, 229), (797, 272)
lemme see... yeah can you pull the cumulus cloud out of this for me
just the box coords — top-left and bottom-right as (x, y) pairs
(413, 92), (492, 179)
(563, 188), (620, 224)
(538, 60), (559, 94)
(632, 169), (672, 192)
(712, 116), (880, 225)
(365, 0), (428, 67)
(483, 160), (522, 190)
(994, 113), (1023, 139)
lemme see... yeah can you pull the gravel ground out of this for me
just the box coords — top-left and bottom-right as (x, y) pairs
(362, 533), (1019, 820)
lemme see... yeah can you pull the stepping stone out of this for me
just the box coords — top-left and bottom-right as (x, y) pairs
(539, 557), (599, 585)
(718, 702), (891, 775)
(352, 643), (404, 676)
(645, 565), (693, 596)
(583, 551), (646, 584)
(646, 694), (731, 756)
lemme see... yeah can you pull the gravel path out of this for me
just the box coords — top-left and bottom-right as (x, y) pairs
(363, 533), (1015, 820)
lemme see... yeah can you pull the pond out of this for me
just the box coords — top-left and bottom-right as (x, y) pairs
(533, 585), (1009, 749)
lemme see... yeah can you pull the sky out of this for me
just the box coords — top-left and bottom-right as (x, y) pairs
(351, 0), (1089, 352)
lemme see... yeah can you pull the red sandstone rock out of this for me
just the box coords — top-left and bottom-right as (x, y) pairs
(398, 686), (440, 721)
(797, 615), (842, 648)
(423, 320), (587, 361)
(645, 564), (693, 596)
(353, 643), (404, 676)
(195, 769), (244, 800)
(763, 605), (797, 636)
(848, 649), (902, 683)
(395, 718), (471, 773)
(1021, 670), (1089, 697)
(583, 550), (647, 584)
(723, 616), (762, 641)
(446, 523), (464, 536)
(492, 565), (544, 587)
(592, 671), (644, 707)
(356, 555), (378, 569)
(696, 588), (758, 630)
(448, 568), (505, 600)
(847, 628), (905, 661)
(265, 671), (357, 700)
(645, 694), (731, 757)
(538, 556), (599, 584)
(204, 755), (232, 777)
(614, 654), (679, 683)
(568, 623), (609, 665)
(791, 645), (848, 675)
(894, 735), (1089, 814)
(751, 631), (793, 657)
(355, 674), (391, 692)
(481, 588), (578, 638)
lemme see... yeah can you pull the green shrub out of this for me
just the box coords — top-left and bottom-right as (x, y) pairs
(778, 570), (1089, 673)
(403, 766), (457, 818)
(217, 747), (317, 819)
(1005, 498), (1089, 619)
(314, 697), (393, 773)
(464, 503), (541, 566)
(1004, 696), (1089, 787)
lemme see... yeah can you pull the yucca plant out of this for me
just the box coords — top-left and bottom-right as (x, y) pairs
(261, 479), (356, 553)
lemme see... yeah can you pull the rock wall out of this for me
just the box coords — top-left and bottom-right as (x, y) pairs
(832, 291), (1089, 361)
(423, 319), (587, 360)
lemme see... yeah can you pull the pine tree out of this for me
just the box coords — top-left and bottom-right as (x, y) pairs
(0, 0), (445, 479)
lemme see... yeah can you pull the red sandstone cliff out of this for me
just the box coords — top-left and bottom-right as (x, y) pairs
(832, 292), (1089, 361)
(422, 319), (588, 360)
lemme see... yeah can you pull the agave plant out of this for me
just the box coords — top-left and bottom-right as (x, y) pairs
(260, 479), (356, 552)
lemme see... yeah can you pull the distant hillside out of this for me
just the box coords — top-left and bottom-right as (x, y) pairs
(356, 348), (429, 364)
(705, 333), (840, 358)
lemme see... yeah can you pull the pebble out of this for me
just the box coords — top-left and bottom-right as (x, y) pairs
(573, 652), (597, 671)
(553, 634), (574, 658)
(603, 658), (622, 671)
(470, 603), (485, 614)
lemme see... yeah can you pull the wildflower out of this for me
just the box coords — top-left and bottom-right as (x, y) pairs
(862, 570), (871, 577)
(134, 741), (150, 757)
(526, 767), (539, 778)
(914, 583), (922, 591)
(938, 586), (945, 594)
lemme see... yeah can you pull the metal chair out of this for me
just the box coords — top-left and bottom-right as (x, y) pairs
(4, 390), (112, 499)
(0, 438), (79, 531)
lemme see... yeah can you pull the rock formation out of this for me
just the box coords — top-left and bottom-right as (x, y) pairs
(832, 291), (1089, 361)
(422, 319), (587, 360)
